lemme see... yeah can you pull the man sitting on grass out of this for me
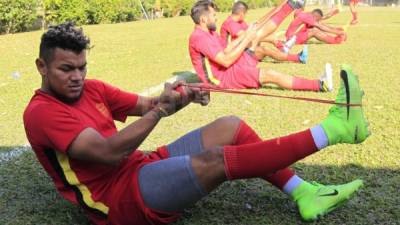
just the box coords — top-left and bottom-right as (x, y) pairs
(189, 0), (333, 92)
(24, 22), (370, 225)
(279, 9), (347, 53)
(220, 1), (309, 64)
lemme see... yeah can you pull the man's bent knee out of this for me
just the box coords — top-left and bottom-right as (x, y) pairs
(201, 116), (242, 149)
(192, 148), (225, 172)
(215, 115), (241, 128)
(260, 69), (280, 83)
(191, 148), (226, 192)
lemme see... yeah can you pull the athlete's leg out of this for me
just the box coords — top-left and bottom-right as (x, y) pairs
(166, 116), (301, 195)
(349, 1), (358, 24)
(254, 46), (302, 63)
(280, 30), (310, 53)
(311, 28), (345, 44)
(250, 1), (302, 50)
(138, 67), (369, 219)
(259, 68), (323, 92)
(259, 35), (287, 51)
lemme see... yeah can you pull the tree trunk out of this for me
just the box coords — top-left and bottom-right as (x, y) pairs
(6, 20), (12, 34)
(41, 0), (46, 30)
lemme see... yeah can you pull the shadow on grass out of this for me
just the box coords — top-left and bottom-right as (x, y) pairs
(1, 147), (398, 225)
(260, 59), (288, 64)
(170, 71), (284, 91)
(172, 71), (200, 83)
(305, 41), (326, 45)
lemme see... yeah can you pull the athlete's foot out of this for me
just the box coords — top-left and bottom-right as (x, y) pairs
(350, 19), (358, 25)
(321, 65), (371, 145)
(294, 179), (364, 221)
(320, 63), (333, 92)
(330, 8), (340, 17)
(298, 45), (308, 64)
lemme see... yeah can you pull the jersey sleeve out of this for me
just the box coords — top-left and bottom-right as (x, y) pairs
(220, 23), (229, 44)
(302, 14), (316, 26)
(25, 105), (88, 154)
(98, 81), (139, 122)
(194, 34), (224, 62)
(229, 22), (246, 38)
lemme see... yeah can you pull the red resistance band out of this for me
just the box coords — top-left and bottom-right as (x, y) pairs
(180, 84), (362, 107)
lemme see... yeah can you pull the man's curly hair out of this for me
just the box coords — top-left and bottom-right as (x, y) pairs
(39, 22), (91, 63)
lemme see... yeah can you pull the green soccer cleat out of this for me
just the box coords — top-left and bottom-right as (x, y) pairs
(294, 179), (364, 221)
(321, 65), (370, 145)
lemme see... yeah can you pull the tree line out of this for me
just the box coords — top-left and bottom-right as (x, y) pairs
(0, 0), (276, 34)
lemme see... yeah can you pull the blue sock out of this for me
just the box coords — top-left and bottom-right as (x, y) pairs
(310, 125), (329, 150)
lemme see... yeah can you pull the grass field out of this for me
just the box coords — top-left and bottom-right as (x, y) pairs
(1, 6), (400, 225)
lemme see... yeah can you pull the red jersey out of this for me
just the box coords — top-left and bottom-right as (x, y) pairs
(188, 26), (227, 85)
(23, 80), (177, 225)
(189, 26), (261, 88)
(220, 16), (248, 45)
(286, 12), (317, 39)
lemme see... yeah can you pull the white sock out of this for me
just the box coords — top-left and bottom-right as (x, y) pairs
(285, 35), (297, 49)
(283, 175), (304, 195)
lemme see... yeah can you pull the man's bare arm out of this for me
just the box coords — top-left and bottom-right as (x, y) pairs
(126, 96), (159, 116)
(314, 23), (344, 35)
(68, 110), (162, 166)
(216, 27), (257, 67)
(223, 31), (247, 54)
(67, 82), (210, 166)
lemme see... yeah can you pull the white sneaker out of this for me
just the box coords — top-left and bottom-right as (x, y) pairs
(283, 45), (290, 54)
(320, 63), (334, 92)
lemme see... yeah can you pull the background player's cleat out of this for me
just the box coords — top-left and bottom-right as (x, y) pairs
(298, 45), (308, 64)
(294, 179), (364, 221)
(288, 0), (306, 9)
(320, 63), (333, 92)
(321, 65), (370, 145)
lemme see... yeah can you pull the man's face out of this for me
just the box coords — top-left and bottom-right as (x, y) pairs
(37, 48), (87, 103)
(205, 7), (218, 31)
(238, 11), (247, 22)
(312, 12), (322, 22)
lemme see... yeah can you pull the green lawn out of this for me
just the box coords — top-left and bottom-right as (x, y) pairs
(1, 6), (399, 225)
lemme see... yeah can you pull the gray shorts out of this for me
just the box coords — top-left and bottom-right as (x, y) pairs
(138, 128), (208, 212)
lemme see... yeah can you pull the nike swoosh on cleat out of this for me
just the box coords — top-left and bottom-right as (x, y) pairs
(318, 189), (339, 197)
(340, 70), (351, 121)
(354, 126), (359, 142)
